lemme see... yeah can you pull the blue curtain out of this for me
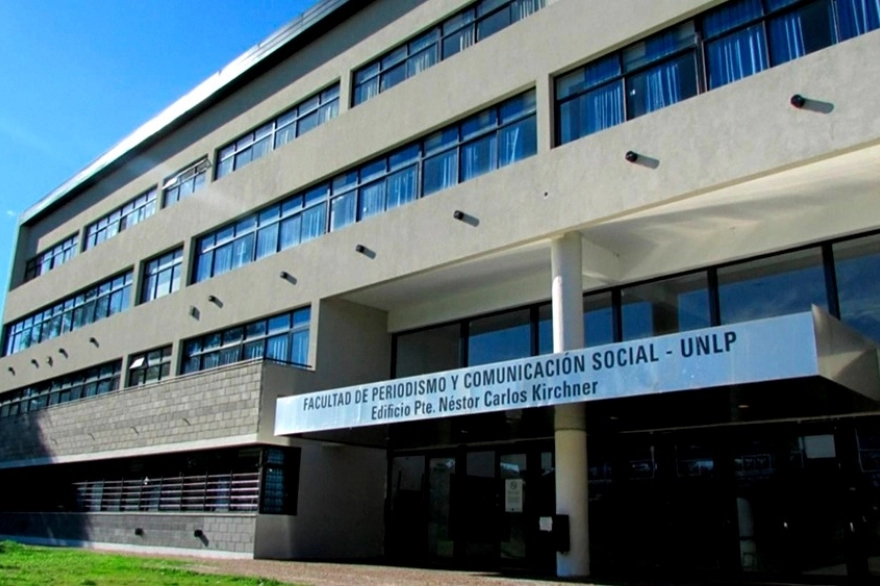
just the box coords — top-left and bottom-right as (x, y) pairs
(195, 250), (213, 282)
(461, 134), (497, 181)
(706, 24), (768, 89)
(279, 215), (302, 250)
(386, 166), (418, 209)
(838, 0), (880, 39)
(407, 47), (437, 77)
(255, 224), (279, 260)
(423, 150), (458, 195)
(704, 0), (764, 37)
(628, 58), (688, 117)
(300, 205), (326, 242)
(499, 117), (537, 167)
(231, 233), (254, 270)
(291, 331), (310, 366)
(330, 193), (357, 231)
(266, 335), (289, 363)
(584, 83), (624, 136)
(359, 181), (386, 220)
(768, 11), (806, 64)
(212, 243), (233, 277)
(354, 78), (379, 106)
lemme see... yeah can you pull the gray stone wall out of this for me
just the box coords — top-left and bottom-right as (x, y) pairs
(0, 361), (266, 466)
(0, 512), (255, 554)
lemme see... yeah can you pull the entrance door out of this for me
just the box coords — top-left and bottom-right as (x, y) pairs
(589, 432), (730, 572)
(732, 427), (850, 577)
(427, 455), (456, 559)
(460, 451), (498, 563)
(499, 450), (556, 571)
(388, 455), (426, 560)
(392, 445), (555, 569)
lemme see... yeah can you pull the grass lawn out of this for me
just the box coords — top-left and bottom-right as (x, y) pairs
(0, 541), (297, 586)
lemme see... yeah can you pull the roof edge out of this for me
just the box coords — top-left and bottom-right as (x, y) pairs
(20, 0), (353, 226)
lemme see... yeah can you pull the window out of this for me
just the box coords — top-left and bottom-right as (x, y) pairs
(24, 234), (78, 282)
(260, 447), (301, 514)
(181, 307), (311, 374)
(717, 247), (828, 324)
(353, 0), (546, 105)
(621, 272), (711, 340)
(140, 248), (183, 303)
(216, 85), (340, 179)
(3, 271), (133, 356)
(128, 346), (172, 387)
(834, 234), (880, 342)
(55, 448), (267, 514)
(556, 0), (871, 146)
(194, 91), (537, 282)
(163, 159), (209, 206)
(84, 189), (157, 250)
(468, 309), (532, 366)
(556, 22), (698, 145)
(0, 361), (121, 418)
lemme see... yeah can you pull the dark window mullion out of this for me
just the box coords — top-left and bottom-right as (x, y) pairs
(823, 242), (841, 318)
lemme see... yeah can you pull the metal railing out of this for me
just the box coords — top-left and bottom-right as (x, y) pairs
(73, 471), (260, 513)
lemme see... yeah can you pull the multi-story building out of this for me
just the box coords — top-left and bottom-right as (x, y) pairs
(2, 0), (880, 580)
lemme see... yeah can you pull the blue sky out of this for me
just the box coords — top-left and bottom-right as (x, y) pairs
(0, 0), (316, 314)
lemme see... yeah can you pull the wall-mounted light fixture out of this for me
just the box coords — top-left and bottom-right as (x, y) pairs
(58, 348), (68, 358)
(30, 359), (39, 367)
(453, 210), (465, 221)
(355, 244), (366, 254)
(207, 295), (219, 304)
(193, 529), (204, 538)
(189, 306), (198, 318)
(625, 151), (639, 163)
(790, 94), (806, 108)
(280, 271), (290, 280)
(88, 337), (99, 347)
(134, 528), (144, 536)
(7, 367), (14, 375)
(45, 356), (53, 366)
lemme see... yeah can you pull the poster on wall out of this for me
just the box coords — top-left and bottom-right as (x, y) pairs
(505, 479), (524, 512)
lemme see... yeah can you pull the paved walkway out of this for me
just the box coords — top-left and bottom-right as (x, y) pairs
(178, 557), (591, 586)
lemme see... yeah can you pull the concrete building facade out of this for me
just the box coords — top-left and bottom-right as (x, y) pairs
(3, 0), (880, 580)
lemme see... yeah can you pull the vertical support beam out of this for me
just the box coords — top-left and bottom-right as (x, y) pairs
(536, 74), (554, 155)
(551, 232), (589, 578)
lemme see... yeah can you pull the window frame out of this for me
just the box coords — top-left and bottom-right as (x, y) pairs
(0, 360), (122, 418)
(127, 345), (173, 387)
(554, 0), (858, 147)
(24, 233), (79, 282)
(163, 158), (209, 207)
(352, 0), (546, 106)
(3, 271), (133, 356)
(139, 247), (184, 304)
(84, 189), (158, 250)
(180, 307), (311, 375)
(215, 84), (340, 180)
(193, 91), (537, 283)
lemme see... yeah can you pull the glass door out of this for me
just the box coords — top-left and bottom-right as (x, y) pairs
(428, 455), (456, 559)
(388, 455), (426, 560)
(732, 427), (849, 577)
(500, 453), (528, 561)
(461, 451), (499, 562)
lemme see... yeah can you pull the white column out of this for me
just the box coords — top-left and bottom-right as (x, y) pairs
(551, 232), (589, 578)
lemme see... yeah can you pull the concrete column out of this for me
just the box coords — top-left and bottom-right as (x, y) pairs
(551, 232), (589, 578)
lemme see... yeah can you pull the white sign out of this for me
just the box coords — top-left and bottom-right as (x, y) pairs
(539, 516), (553, 532)
(505, 479), (524, 513)
(276, 312), (820, 435)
